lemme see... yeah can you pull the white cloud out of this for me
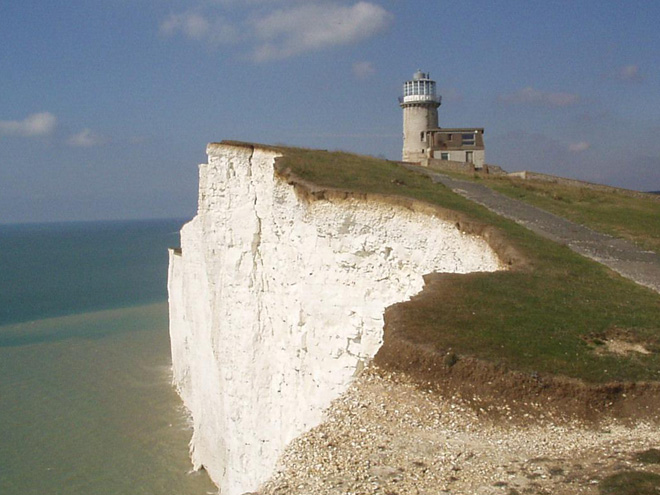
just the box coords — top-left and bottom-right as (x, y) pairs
(160, 2), (393, 60)
(610, 64), (643, 82)
(67, 129), (107, 148)
(160, 12), (210, 40)
(619, 65), (640, 80)
(352, 61), (375, 80)
(0, 112), (57, 137)
(159, 11), (239, 45)
(251, 2), (393, 61)
(498, 87), (579, 107)
(568, 141), (590, 153)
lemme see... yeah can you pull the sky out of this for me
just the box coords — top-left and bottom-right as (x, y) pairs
(1, 0), (659, 223)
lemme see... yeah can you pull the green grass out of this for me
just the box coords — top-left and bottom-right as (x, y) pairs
(264, 144), (660, 384)
(467, 174), (660, 254)
(275, 148), (501, 216)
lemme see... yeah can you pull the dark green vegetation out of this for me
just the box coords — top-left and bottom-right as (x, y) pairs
(599, 471), (660, 495)
(274, 146), (660, 384)
(636, 449), (660, 465)
(469, 174), (659, 254)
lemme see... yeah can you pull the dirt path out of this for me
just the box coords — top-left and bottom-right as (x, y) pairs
(407, 167), (660, 294)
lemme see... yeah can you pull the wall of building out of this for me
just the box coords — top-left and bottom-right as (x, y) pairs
(402, 105), (438, 162)
(431, 150), (485, 169)
(431, 131), (485, 150)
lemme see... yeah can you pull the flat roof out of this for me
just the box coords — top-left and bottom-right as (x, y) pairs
(427, 127), (485, 133)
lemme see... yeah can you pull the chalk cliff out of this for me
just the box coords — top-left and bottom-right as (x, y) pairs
(168, 142), (503, 494)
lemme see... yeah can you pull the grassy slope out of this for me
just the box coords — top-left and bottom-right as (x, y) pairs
(474, 175), (660, 254)
(275, 147), (660, 384)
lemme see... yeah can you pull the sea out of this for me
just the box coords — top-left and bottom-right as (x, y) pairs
(0, 219), (217, 495)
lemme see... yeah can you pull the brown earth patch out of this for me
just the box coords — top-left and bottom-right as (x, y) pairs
(583, 328), (658, 357)
(375, 287), (660, 423)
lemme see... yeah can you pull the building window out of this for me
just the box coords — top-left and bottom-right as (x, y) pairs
(462, 133), (475, 146)
(420, 131), (425, 141)
(441, 152), (449, 160)
(466, 151), (474, 163)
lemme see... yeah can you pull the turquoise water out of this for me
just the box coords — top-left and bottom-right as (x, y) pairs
(0, 220), (217, 494)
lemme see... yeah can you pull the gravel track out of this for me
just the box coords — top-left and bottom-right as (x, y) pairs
(412, 168), (660, 294)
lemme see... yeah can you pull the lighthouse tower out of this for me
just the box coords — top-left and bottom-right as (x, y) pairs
(399, 70), (441, 162)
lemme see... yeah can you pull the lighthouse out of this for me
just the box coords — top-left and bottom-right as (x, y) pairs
(399, 70), (486, 169)
(399, 70), (441, 162)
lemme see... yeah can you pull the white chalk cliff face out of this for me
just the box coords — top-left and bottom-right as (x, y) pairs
(168, 143), (503, 494)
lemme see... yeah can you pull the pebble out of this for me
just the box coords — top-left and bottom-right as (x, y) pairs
(258, 366), (660, 495)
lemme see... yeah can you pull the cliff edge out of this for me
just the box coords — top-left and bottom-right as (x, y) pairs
(167, 142), (503, 494)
